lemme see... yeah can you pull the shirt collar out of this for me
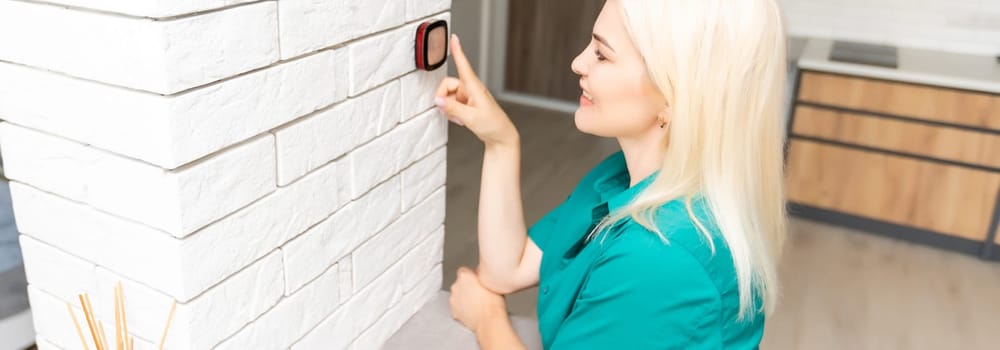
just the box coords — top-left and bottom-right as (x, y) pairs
(591, 152), (659, 212)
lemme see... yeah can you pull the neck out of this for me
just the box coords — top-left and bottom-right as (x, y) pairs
(617, 129), (667, 187)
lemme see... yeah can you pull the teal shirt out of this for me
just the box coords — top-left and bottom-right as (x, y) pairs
(528, 151), (765, 349)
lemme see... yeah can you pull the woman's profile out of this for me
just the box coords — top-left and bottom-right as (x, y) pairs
(439, 0), (787, 348)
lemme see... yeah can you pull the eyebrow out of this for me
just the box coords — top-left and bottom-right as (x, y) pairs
(593, 33), (616, 53)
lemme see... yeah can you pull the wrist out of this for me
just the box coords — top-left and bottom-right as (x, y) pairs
(475, 305), (510, 337)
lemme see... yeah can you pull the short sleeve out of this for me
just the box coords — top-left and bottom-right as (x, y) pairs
(527, 197), (570, 253)
(548, 236), (723, 349)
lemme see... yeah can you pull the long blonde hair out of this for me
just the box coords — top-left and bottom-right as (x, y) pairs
(590, 0), (788, 320)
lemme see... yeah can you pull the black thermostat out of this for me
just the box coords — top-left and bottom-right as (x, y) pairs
(415, 20), (448, 71)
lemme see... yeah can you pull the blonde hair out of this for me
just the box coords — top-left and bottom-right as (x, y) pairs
(590, 0), (788, 320)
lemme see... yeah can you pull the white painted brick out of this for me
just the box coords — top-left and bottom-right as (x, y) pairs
(0, 123), (102, 203)
(400, 69), (448, 122)
(350, 265), (442, 350)
(401, 147), (447, 212)
(399, 228), (445, 292)
(349, 25), (417, 96)
(338, 256), (354, 302)
(10, 183), (185, 299)
(0, 1), (278, 94)
(90, 270), (179, 349)
(291, 242), (420, 350)
(398, 109), (450, 170)
(279, 0), (405, 59)
(350, 110), (447, 199)
(37, 0), (260, 18)
(18, 236), (97, 303)
(214, 264), (340, 350)
(353, 188), (445, 291)
(11, 157), (345, 304)
(179, 158), (350, 300)
(406, 0), (452, 22)
(29, 262), (279, 350)
(169, 252), (284, 349)
(282, 176), (401, 294)
(275, 80), (401, 185)
(0, 124), (276, 237)
(0, 45), (348, 169)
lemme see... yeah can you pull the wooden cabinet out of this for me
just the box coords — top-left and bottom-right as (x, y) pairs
(787, 140), (1000, 241)
(787, 71), (1000, 258)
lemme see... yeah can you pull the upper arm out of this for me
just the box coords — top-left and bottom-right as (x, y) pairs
(549, 239), (723, 349)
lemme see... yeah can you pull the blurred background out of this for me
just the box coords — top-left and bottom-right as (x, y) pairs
(441, 0), (999, 349)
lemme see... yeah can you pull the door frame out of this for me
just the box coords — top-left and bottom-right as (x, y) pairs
(483, 0), (580, 114)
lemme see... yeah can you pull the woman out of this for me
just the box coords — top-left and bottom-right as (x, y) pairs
(437, 0), (787, 348)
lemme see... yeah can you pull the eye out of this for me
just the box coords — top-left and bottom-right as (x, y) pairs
(594, 49), (607, 61)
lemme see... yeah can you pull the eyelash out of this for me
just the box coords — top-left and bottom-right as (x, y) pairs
(594, 49), (607, 61)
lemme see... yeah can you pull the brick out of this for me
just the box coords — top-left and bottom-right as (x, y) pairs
(214, 264), (340, 350)
(399, 228), (445, 292)
(166, 252), (284, 349)
(18, 236), (98, 303)
(0, 1), (278, 94)
(0, 124), (276, 237)
(0, 46), (349, 169)
(179, 158), (350, 300)
(279, 0), (405, 59)
(401, 147), (447, 212)
(406, 0), (452, 22)
(348, 24), (416, 96)
(291, 243), (417, 350)
(282, 176), (401, 294)
(350, 265), (442, 350)
(338, 256), (354, 303)
(10, 183), (185, 299)
(349, 110), (447, 199)
(400, 69), (447, 122)
(353, 188), (445, 291)
(36, 0), (260, 18)
(26, 287), (158, 350)
(274, 80), (401, 185)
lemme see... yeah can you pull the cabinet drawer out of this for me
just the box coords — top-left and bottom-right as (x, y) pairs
(787, 140), (1000, 241)
(791, 105), (1000, 169)
(797, 72), (1000, 131)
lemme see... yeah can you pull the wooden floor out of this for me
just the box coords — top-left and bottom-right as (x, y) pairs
(441, 102), (1000, 349)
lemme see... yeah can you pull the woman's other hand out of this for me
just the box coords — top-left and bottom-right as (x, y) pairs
(449, 266), (507, 333)
(435, 34), (519, 149)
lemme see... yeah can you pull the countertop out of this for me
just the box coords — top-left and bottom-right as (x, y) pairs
(796, 38), (1000, 94)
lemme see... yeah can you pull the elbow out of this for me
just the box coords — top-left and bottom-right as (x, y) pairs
(477, 267), (518, 295)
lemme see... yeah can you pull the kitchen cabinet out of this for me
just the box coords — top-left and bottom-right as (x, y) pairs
(786, 40), (1000, 260)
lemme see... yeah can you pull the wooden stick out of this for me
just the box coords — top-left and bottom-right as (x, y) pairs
(67, 302), (91, 350)
(118, 283), (129, 350)
(158, 300), (177, 350)
(98, 321), (109, 350)
(127, 336), (134, 350)
(79, 294), (101, 350)
(114, 286), (122, 350)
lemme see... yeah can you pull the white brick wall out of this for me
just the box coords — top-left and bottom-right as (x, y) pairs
(0, 0), (451, 348)
(780, 0), (1000, 55)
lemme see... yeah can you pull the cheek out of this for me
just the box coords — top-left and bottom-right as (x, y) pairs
(584, 70), (653, 132)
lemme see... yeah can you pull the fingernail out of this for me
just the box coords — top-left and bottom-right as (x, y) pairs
(434, 96), (446, 108)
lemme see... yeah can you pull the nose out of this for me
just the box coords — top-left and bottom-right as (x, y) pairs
(571, 45), (588, 76)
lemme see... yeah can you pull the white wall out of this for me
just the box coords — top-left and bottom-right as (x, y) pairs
(781, 0), (1000, 55)
(0, 0), (450, 349)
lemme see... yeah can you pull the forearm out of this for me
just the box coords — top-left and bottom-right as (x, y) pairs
(476, 137), (528, 290)
(476, 310), (528, 350)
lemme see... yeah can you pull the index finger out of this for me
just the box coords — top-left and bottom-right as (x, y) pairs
(450, 34), (481, 85)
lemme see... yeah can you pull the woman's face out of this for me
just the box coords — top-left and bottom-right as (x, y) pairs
(571, 0), (667, 138)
